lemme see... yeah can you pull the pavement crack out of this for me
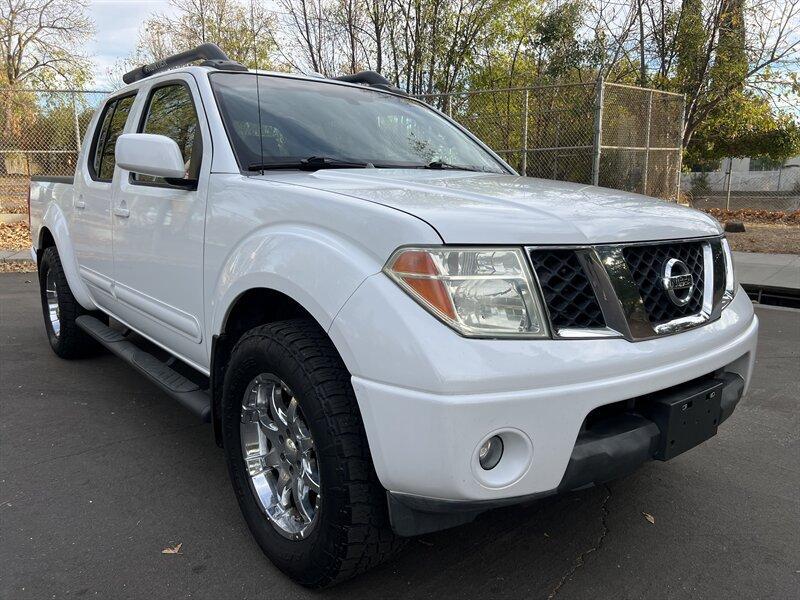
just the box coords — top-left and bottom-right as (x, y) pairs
(547, 484), (612, 599)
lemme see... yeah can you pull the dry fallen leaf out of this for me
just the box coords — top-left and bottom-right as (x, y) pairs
(0, 261), (35, 273)
(702, 208), (800, 226)
(643, 512), (655, 525)
(0, 222), (31, 252)
(161, 542), (182, 554)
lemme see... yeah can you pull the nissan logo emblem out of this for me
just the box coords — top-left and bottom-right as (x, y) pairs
(661, 258), (694, 306)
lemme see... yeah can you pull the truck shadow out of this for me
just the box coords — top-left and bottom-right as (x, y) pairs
(322, 485), (618, 599)
(56, 352), (632, 599)
(77, 345), (628, 599)
(0, 274), (650, 600)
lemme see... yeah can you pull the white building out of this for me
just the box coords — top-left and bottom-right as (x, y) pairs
(680, 155), (800, 211)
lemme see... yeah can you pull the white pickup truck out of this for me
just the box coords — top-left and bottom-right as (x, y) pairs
(28, 44), (758, 587)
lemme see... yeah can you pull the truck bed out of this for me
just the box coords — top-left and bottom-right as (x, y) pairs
(29, 176), (75, 252)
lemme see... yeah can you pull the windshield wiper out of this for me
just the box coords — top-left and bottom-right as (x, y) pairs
(423, 160), (487, 172)
(248, 156), (371, 171)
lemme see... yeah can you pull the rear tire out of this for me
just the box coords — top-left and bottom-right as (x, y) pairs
(221, 319), (403, 587)
(38, 246), (101, 359)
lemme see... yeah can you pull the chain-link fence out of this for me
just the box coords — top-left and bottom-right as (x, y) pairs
(0, 88), (109, 213)
(417, 81), (684, 201)
(682, 164), (800, 212)
(1, 82), (683, 215)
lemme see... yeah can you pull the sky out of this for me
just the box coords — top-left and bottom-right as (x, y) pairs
(85, 0), (178, 89)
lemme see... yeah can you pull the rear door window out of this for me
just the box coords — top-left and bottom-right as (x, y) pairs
(99, 96), (135, 180)
(90, 94), (136, 182)
(91, 106), (114, 177)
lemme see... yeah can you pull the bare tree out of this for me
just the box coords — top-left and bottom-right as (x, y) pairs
(639, 0), (800, 145)
(274, 0), (342, 75)
(574, 0), (799, 145)
(0, 0), (93, 87)
(119, 0), (799, 159)
(275, 0), (506, 93)
(132, 0), (277, 71)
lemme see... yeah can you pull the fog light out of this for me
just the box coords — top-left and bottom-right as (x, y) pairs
(478, 435), (504, 470)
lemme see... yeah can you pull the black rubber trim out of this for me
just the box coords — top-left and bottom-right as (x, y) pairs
(76, 315), (211, 421)
(718, 371), (745, 425)
(387, 490), (550, 536)
(387, 373), (746, 537)
(558, 414), (660, 492)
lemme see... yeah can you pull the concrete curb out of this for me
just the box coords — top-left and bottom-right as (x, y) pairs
(733, 251), (800, 291)
(0, 249), (33, 263)
(0, 213), (27, 224)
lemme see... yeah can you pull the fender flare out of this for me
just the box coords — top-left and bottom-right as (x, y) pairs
(39, 204), (97, 311)
(206, 224), (391, 447)
(207, 223), (387, 342)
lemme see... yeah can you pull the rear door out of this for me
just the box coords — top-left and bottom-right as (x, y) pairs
(111, 75), (210, 371)
(72, 92), (136, 308)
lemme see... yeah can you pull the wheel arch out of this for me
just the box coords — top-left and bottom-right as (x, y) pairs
(210, 287), (341, 447)
(37, 226), (56, 259)
(36, 207), (97, 310)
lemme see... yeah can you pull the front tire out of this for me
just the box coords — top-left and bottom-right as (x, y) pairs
(37, 246), (99, 359)
(221, 319), (402, 587)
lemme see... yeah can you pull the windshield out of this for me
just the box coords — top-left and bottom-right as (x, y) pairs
(209, 73), (506, 173)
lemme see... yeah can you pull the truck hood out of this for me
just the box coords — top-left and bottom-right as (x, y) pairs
(258, 169), (721, 244)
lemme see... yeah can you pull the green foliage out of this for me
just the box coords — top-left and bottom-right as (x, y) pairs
(675, 0), (706, 95)
(685, 92), (800, 164)
(470, 0), (592, 89)
(711, 0), (747, 89)
(673, 0), (799, 167)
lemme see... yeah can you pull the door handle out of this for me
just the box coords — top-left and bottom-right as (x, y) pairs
(113, 207), (130, 218)
(74, 194), (86, 209)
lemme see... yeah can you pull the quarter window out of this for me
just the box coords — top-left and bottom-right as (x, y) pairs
(136, 83), (201, 183)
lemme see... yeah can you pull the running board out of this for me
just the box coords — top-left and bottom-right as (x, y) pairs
(76, 316), (211, 422)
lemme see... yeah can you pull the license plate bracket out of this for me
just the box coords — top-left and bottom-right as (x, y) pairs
(643, 379), (724, 461)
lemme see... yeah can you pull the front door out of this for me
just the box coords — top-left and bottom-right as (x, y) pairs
(111, 76), (209, 371)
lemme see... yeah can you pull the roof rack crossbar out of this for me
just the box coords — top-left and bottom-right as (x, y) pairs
(333, 71), (407, 95)
(122, 43), (246, 85)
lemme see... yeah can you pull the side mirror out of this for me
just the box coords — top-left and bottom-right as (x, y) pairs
(116, 133), (187, 180)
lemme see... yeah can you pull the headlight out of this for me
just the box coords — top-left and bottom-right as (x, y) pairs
(721, 237), (737, 307)
(383, 247), (549, 338)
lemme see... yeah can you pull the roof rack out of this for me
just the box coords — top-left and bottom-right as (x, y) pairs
(122, 43), (247, 85)
(333, 71), (406, 95)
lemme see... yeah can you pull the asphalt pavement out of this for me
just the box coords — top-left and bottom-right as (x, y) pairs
(1, 272), (798, 599)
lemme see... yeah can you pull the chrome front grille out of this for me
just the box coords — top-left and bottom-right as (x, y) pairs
(527, 237), (728, 341)
(528, 249), (606, 329)
(622, 242), (705, 324)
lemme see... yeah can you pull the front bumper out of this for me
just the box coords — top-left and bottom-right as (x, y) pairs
(388, 371), (745, 536)
(329, 276), (758, 530)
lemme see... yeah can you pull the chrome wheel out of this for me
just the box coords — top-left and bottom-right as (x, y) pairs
(45, 268), (60, 337)
(240, 374), (321, 540)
